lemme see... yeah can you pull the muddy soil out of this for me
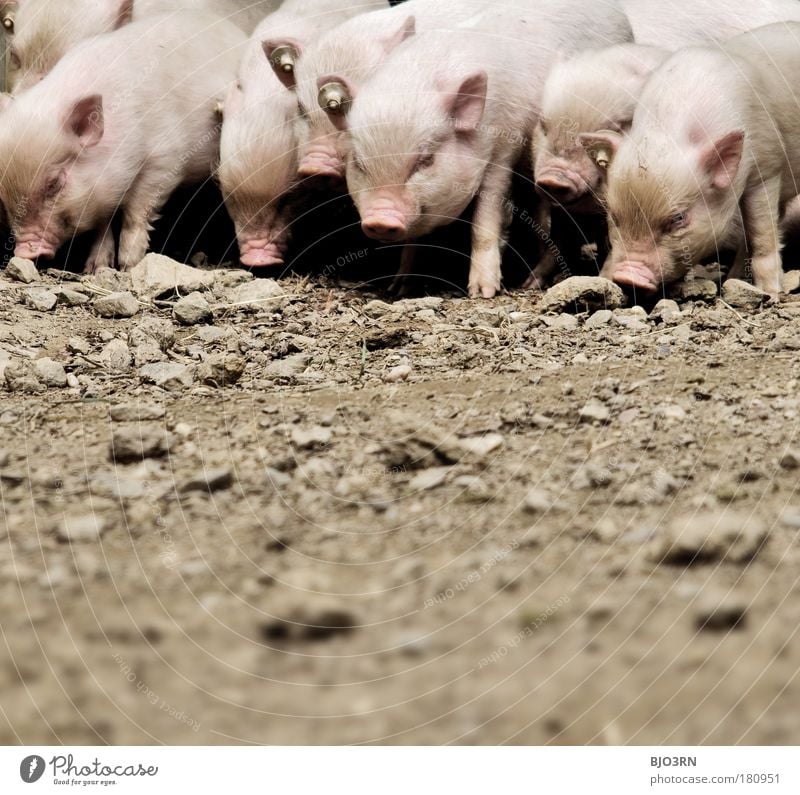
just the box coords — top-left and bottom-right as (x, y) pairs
(1, 255), (800, 746)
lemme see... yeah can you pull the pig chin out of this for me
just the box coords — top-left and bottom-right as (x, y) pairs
(238, 237), (287, 269)
(14, 229), (62, 260)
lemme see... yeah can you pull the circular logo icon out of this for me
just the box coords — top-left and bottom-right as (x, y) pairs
(19, 755), (45, 783)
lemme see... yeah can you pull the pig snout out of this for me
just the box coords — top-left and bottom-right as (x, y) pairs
(535, 168), (587, 206)
(298, 136), (345, 180)
(14, 234), (58, 260)
(238, 238), (287, 269)
(606, 258), (660, 292)
(359, 190), (414, 243)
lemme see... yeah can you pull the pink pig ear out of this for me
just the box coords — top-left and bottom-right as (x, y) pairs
(699, 129), (745, 190)
(444, 71), (487, 132)
(65, 95), (104, 148)
(579, 131), (622, 169)
(380, 15), (416, 55)
(263, 38), (302, 89)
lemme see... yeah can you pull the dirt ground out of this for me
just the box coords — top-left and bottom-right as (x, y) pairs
(2, 247), (800, 746)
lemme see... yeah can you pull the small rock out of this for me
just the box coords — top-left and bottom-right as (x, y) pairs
(56, 288), (90, 307)
(99, 339), (132, 372)
(130, 253), (215, 299)
(612, 311), (649, 332)
(67, 337), (92, 355)
(56, 513), (107, 543)
(721, 279), (769, 309)
(579, 400), (610, 424)
(291, 426), (332, 450)
(259, 603), (358, 643)
(110, 425), (170, 463)
(649, 510), (768, 565)
(139, 362), (193, 391)
(33, 358), (67, 388)
(780, 449), (800, 470)
(362, 300), (397, 319)
(523, 488), (552, 513)
(384, 364), (412, 383)
(173, 292), (213, 326)
(650, 299), (681, 322)
(180, 466), (234, 494)
(539, 276), (625, 314)
(94, 291), (139, 319)
(197, 353), (245, 387)
(585, 309), (612, 328)
(226, 279), (284, 310)
(264, 353), (311, 379)
(109, 403), (165, 422)
(458, 433), (504, 460)
(128, 317), (176, 350)
(214, 269), (254, 289)
(409, 467), (450, 491)
(672, 278), (718, 303)
(23, 287), (57, 311)
(6, 257), (39, 284)
(542, 313), (579, 330)
(4, 361), (44, 393)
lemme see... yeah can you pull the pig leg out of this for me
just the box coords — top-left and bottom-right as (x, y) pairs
(742, 177), (783, 298)
(389, 244), (418, 296)
(523, 203), (556, 290)
(117, 173), (180, 271)
(83, 222), (116, 274)
(468, 164), (513, 299)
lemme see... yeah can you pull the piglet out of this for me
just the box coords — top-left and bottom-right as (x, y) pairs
(584, 22), (800, 297)
(8, 0), (279, 91)
(0, 10), (246, 271)
(218, 0), (386, 268)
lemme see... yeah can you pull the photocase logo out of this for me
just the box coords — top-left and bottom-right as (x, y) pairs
(19, 755), (45, 783)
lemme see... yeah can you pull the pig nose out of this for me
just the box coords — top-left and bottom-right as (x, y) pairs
(362, 215), (407, 242)
(535, 174), (580, 205)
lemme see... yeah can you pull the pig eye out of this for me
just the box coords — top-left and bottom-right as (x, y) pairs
(44, 175), (64, 198)
(352, 155), (367, 174)
(540, 120), (549, 136)
(664, 211), (688, 233)
(413, 153), (435, 174)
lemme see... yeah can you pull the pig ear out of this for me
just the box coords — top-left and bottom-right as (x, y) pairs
(579, 131), (622, 170)
(113, 0), (134, 28)
(65, 95), (104, 148)
(316, 74), (354, 132)
(263, 38), (301, 89)
(444, 71), (487, 133)
(380, 15), (416, 55)
(700, 129), (745, 190)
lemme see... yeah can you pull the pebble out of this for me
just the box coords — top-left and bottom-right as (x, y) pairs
(4, 361), (44, 393)
(56, 287), (90, 307)
(694, 593), (748, 632)
(672, 278), (718, 303)
(539, 276), (625, 313)
(99, 339), (132, 372)
(94, 291), (139, 319)
(721, 279), (769, 309)
(109, 403), (165, 422)
(542, 313), (579, 330)
(384, 364), (412, 383)
(226, 279), (284, 310)
(128, 317), (176, 350)
(173, 292), (213, 326)
(33, 358), (67, 388)
(197, 353), (246, 387)
(180, 466), (234, 494)
(130, 253), (215, 298)
(56, 513), (107, 543)
(779, 449), (800, 470)
(110, 425), (170, 463)
(458, 433), (504, 460)
(291, 426), (332, 450)
(6, 257), (39, 284)
(648, 510), (768, 565)
(409, 467), (450, 491)
(139, 362), (194, 390)
(523, 487), (552, 513)
(259, 603), (358, 643)
(67, 337), (92, 355)
(23, 286), (57, 311)
(585, 310), (612, 328)
(264, 353), (311, 379)
(579, 400), (611, 424)
(650, 299), (681, 322)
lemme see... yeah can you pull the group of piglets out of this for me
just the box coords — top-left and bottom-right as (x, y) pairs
(2, 0), (800, 300)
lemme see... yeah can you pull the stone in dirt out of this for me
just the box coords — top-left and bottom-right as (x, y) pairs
(648, 510), (768, 565)
(110, 425), (170, 463)
(579, 400), (611, 424)
(56, 288), (90, 307)
(291, 426), (332, 450)
(264, 353), (311, 379)
(409, 467), (450, 491)
(109, 403), (165, 423)
(130, 253), (215, 299)
(694, 592), (748, 632)
(56, 513), (107, 543)
(4, 361), (44, 393)
(128, 317), (176, 350)
(198, 353), (246, 387)
(139, 362), (194, 390)
(23, 287), (57, 311)
(33, 358), (67, 388)
(6, 257), (39, 284)
(99, 339), (132, 372)
(259, 602), (358, 643)
(180, 466), (234, 494)
(225, 279), (285, 311)
(721, 279), (769, 310)
(173, 292), (213, 326)
(539, 277), (625, 314)
(94, 291), (139, 319)
(524, 488), (553, 513)
(671, 278), (718, 303)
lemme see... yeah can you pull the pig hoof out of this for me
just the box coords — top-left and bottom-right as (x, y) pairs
(522, 273), (545, 292)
